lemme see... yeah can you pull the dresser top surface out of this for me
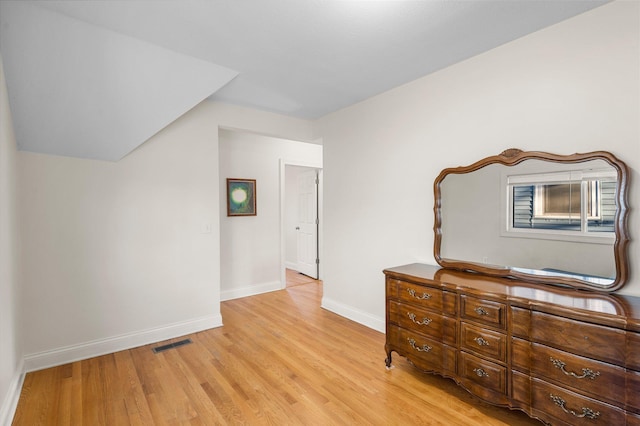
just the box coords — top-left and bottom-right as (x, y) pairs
(384, 263), (640, 329)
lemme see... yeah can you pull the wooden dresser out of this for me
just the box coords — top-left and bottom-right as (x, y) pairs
(384, 263), (640, 426)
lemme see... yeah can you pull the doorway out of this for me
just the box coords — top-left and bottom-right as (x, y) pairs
(281, 161), (323, 288)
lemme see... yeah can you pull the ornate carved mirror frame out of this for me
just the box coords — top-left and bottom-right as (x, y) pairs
(433, 149), (630, 292)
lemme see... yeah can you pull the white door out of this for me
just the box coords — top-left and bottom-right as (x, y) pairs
(296, 169), (318, 278)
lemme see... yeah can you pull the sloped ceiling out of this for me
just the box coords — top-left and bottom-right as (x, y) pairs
(0, 2), (237, 161)
(0, 0), (608, 161)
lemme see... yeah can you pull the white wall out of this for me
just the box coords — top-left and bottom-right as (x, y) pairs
(219, 130), (322, 300)
(18, 102), (315, 371)
(317, 1), (640, 332)
(0, 54), (22, 426)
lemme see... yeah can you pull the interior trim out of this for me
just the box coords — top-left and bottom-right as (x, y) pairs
(22, 314), (223, 372)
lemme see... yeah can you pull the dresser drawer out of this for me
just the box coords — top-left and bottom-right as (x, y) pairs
(629, 370), (640, 413)
(460, 322), (506, 363)
(530, 343), (625, 409)
(530, 311), (626, 365)
(531, 378), (625, 426)
(511, 370), (531, 406)
(387, 326), (455, 373)
(392, 279), (444, 311)
(389, 300), (444, 340)
(511, 306), (531, 338)
(511, 337), (531, 372)
(628, 332), (640, 371)
(459, 351), (507, 395)
(628, 412), (640, 426)
(460, 295), (506, 329)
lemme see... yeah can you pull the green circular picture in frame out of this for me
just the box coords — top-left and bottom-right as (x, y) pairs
(226, 178), (256, 216)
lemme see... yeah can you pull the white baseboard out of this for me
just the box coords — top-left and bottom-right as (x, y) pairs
(321, 297), (385, 333)
(0, 359), (25, 426)
(23, 314), (223, 373)
(220, 280), (282, 301)
(284, 261), (297, 270)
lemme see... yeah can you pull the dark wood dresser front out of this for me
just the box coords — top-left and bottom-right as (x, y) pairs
(384, 263), (640, 426)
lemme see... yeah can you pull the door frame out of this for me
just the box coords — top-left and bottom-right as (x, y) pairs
(279, 158), (323, 289)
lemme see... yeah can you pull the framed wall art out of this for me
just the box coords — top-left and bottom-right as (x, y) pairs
(227, 178), (257, 216)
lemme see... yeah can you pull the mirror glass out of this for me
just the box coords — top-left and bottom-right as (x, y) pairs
(434, 150), (629, 291)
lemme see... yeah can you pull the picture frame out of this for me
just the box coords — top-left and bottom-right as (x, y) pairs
(227, 178), (257, 216)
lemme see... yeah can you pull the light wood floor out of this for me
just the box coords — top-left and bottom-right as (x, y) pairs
(13, 275), (541, 425)
(285, 268), (320, 287)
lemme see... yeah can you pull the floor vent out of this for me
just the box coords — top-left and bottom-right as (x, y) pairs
(152, 338), (193, 354)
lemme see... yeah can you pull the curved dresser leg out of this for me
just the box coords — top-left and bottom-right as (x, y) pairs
(385, 351), (393, 369)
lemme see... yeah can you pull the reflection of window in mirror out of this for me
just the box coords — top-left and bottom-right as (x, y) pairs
(507, 169), (616, 240)
(538, 182), (584, 218)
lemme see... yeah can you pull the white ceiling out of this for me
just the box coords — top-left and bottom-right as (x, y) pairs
(0, 0), (608, 161)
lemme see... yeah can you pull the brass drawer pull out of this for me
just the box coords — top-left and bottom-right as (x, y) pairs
(472, 368), (489, 378)
(474, 306), (489, 316)
(408, 312), (433, 326)
(550, 357), (601, 380)
(549, 394), (600, 419)
(473, 336), (489, 346)
(407, 288), (431, 300)
(408, 338), (432, 353)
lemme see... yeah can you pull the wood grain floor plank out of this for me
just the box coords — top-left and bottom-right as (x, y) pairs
(112, 350), (154, 425)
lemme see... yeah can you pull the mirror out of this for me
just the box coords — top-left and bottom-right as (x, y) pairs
(434, 149), (630, 291)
